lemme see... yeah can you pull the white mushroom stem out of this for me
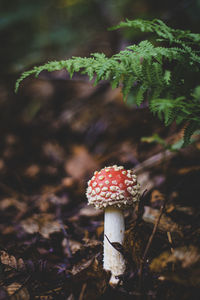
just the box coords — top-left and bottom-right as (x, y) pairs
(103, 207), (126, 285)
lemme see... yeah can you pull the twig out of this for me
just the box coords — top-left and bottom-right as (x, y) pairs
(167, 231), (174, 253)
(8, 275), (31, 300)
(56, 205), (72, 258)
(138, 198), (168, 293)
(78, 283), (87, 300)
(134, 150), (175, 175)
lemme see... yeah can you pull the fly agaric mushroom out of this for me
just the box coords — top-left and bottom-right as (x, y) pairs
(86, 165), (140, 285)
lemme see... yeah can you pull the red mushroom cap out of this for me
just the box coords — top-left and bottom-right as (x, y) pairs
(86, 165), (140, 209)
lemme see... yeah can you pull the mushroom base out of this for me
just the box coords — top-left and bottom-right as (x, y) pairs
(103, 207), (126, 285)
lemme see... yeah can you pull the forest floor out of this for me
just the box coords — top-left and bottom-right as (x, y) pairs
(0, 76), (200, 299)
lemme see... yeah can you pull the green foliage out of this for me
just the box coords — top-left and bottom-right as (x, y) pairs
(141, 134), (169, 149)
(16, 18), (200, 146)
(150, 86), (200, 145)
(142, 130), (200, 152)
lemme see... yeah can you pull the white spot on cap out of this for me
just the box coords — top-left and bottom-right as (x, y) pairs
(110, 186), (118, 191)
(99, 175), (104, 180)
(106, 192), (111, 198)
(127, 186), (137, 195)
(87, 186), (92, 193)
(112, 180), (117, 185)
(100, 192), (106, 197)
(95, 187), (100, 194)
(92, 190), (96, 196)
(111, 194), (116, 199)
(125, 180), (133, 186)
(99, 183), (103, 187)
(92, 182), (97, 187)
(102, 187), (108, 191)
(105, 180), (110, 185)
(122, 171), (126, 175)
(127, 186), (133, 193)
(94, 171), (98, 175)
(108, 174), (112, 178)
(105, 169), (110, 172)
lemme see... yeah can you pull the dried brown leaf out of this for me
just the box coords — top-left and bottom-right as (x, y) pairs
(24, 164), (40, 177)
(21, 213), (62, 238)
(150, 189), (165, 208)
(1, 251), (17, 269)
(36, 192), (69, 212)
(0, 198), (27, 212)
(43, 142), (66, 164)
(143, 206), (183, 234)
(7, 282), (22, 296)
(150, 245), (200, 286)
(71, 257), (110, 300)
(79, 205), (103, 218)
(5, 282), (30, 300)
(0, 251), (25, 271)
(68, 239), (82, 254)
(65, 145), (98, 181)
(137, 171), (165, 194)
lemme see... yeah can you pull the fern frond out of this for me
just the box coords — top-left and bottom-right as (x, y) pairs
(149, 97), (185, 125)
(15, 18), (200, 147)
(135, 85), (148, 106)
(183, 122), (199, 147)
(111, 18), (200, 44)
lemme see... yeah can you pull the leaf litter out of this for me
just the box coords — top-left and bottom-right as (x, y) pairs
(0, 78), (200, 299)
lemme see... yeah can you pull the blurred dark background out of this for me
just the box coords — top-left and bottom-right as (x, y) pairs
(0, 0), (200, 195)
(1, 0), (200, 84)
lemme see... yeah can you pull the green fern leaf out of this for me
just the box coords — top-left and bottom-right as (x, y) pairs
(183, 121), (199, 146)
(135, 85), (148, 106)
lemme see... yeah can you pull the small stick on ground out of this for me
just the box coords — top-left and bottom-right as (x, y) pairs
(56, 205), (72, 258)
(167, 231), (174, 253)
(138, 198), (168, 294)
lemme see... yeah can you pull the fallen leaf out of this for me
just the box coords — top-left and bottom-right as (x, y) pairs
(0, 198), (27, 213)
(143, 206), (183, 234)
(79, 205), (103, 218)
(0, 251), (25, 271)
(150, 245), (200, 286)
(137, 171), (165, 194)
(43, 142), (66, 164)
(24, 164), (40, 177)
(150, 189), (165, 208)
(71, 257), (110, 300)
(21, 213), (62, 238)
(67, 239), (82, 254)
(65, 145), (98, 181)
(36, 192), (69, 212)
(6, 282), (30, 300)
